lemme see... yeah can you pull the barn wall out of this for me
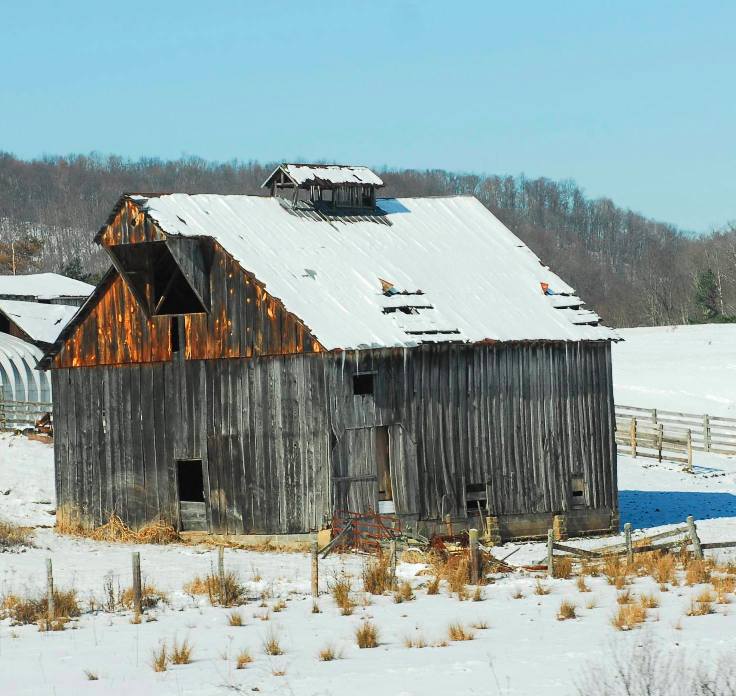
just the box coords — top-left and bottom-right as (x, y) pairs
(51, 341), (616, 537)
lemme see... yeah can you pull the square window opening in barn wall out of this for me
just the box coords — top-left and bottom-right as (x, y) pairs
(353, 372), (375, 396)
(465, 483), (488, 517)
(571, 474), (586, 509)
(176, 459), (207, 531)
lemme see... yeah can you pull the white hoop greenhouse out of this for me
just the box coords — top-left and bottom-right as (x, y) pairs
(0, 332), (51, 403)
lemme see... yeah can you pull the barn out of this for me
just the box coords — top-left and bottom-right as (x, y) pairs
(40, 164), (619, 541)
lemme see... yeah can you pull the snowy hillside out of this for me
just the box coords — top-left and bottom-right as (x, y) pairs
(613, 324), (736, 417)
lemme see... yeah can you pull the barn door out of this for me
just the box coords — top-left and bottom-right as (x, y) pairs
(176, 459), (208, 532)
(334, 427), (381, 514)
(206, 434), (245, 535)
(388, 424), (420, 517)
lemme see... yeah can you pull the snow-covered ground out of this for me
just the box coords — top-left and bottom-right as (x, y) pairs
(613, 324), (736, 416)
(2, 323), (736, 695)
(2, 436), (736, 695)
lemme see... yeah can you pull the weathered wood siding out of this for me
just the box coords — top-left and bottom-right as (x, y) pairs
(52, 341), (616, 535)
(51, 245), (322, 368)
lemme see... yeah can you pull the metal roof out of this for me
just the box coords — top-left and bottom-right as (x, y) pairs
(263, 164), (384, 189)
(0, 273), (95, 300)
(0, 300), (79, 345)
(121, 193), (617, 348)
(0, 332), (51, 402)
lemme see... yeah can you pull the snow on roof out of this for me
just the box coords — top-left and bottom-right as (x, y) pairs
(129, 193), (618, 348)
(0, 273), (95, 300)
(263, 164), (384, 188)
(0, 300), (79, 344)
(0, 332), (51, 402)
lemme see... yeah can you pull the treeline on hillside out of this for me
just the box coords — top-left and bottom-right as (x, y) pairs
(0, 152), (733, 328)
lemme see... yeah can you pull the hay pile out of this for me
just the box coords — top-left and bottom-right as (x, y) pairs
(57, 512), (180, 545)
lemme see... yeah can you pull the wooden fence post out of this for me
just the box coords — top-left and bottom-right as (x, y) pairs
(547, 529), (554, 577)
(46, 558), (54, 628)
(630, 417), (637, 458)
(389, 540), (397, 588)
(686, 430), (693, 473)
(310, 541), (319, 598)
(657, 423), (663, 462)
(652, 408), (657, 424)
(469, 528), (479, 584)
(624, 522), (633, 565)
(132, 552), (142, 616)
(218, 546), (227, 604)
(703, 414), (711, 452)
(687, 515), (703, 560)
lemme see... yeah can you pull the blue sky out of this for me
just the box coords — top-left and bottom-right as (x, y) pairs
(1, 1), (734, 232)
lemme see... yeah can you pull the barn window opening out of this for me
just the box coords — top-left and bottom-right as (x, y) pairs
(376, 426), (392, 504)
(177, 459), (204, 502)
(0, 314), (10, 334)
(353, 372), (375, 396)
(465, 483), (488, 516)
(571, 475), (586, 508)
(170, 316), (184, 354)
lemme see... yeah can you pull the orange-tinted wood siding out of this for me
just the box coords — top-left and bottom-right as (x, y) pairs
(53, 238), (322, 368)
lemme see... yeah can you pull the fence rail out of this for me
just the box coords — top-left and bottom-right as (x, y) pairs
(0, 400), (53, 430)
(615, 403), (736, 470)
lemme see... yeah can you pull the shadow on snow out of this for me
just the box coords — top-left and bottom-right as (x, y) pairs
(619, 490), (736, 529)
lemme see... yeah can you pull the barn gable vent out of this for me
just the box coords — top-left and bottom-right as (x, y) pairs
(263, 163), (384, 213)
(106, 238), (210, 317)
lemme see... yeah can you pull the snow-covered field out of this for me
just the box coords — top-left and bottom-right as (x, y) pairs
(2, 324), (736, 695)
(613, 324), (736, 417)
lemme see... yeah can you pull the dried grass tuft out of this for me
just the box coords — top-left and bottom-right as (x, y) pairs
(355, 621), (379, 648)
(329, 573), (355, 615)
(171, 638), (193, 665)
(553, 556), (573, 579)
(472, 585), (484, 602)
(393, 581), (415, 603)
(557, 599), (577, 621)
(2, 588), (80, 626)
(448, 622), (475, 641)
(0, 519), (32, 549)
(426, 576), (441, 595)
(318, 644), (341, 660)
(227, 610), (244, 626)
(263, 628), (284, 655)
(183, 571), (244, 607)
(403, 633), (428, 648)
(534, 579), (551, 596)
(83, 670), (98, 681)
(687, 588), (716, 617)
(235, 649), (253, 669)
(121, 583), (167, 610)
(685, 559), (711, 586)
(639, 592), (660, 609)
(363, 552), (393, 595)
(576, 576), (590, 593)
(611, 603), (646, 630)
(471, 619), (489, 630)
(151, 643), (169, 672)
